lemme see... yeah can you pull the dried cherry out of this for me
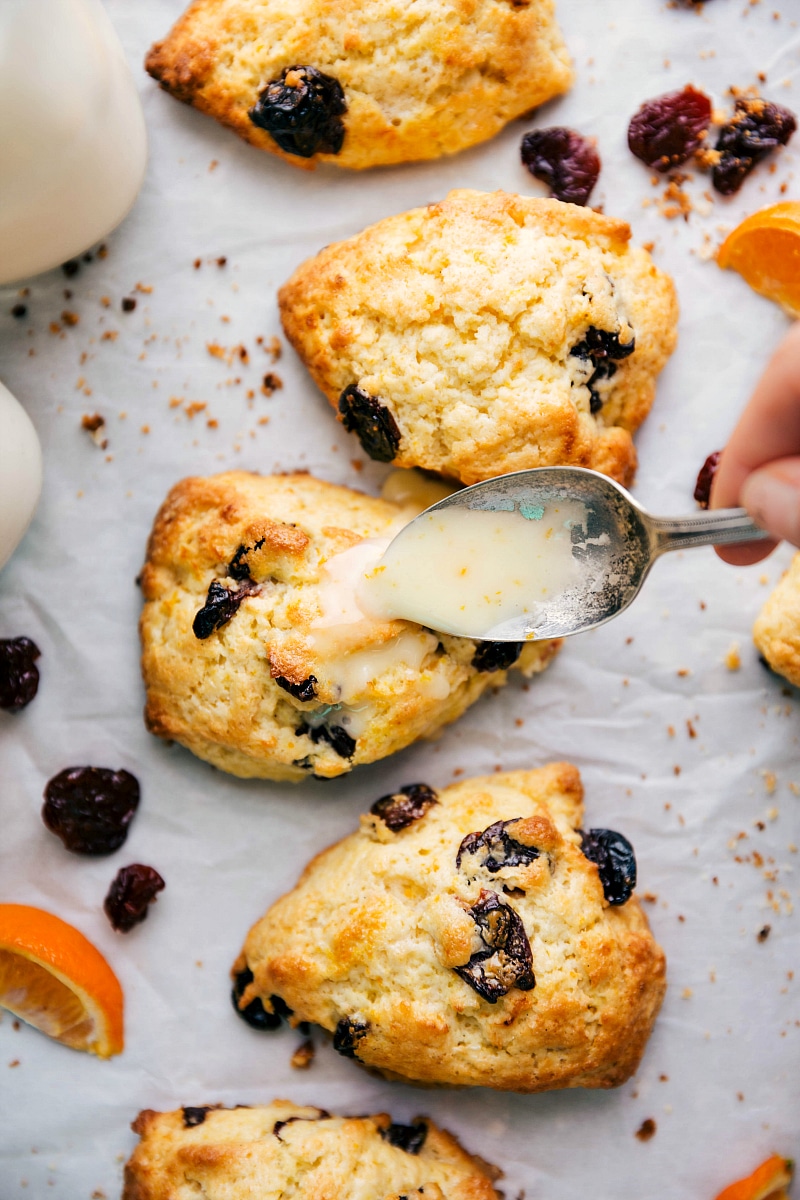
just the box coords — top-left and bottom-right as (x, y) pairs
(296, 720), (356, 759)
(249, 65), (347, 158)
(0, 637), (41, 712)
(333, 1015), (368, 1058)
(628, 86), (712, 172)
(457, 818), (541, 872)
(228, 537), (265, 582)
(42, 766), (140, 855)
(182, 1107), (214, 1128)
(231, 966), (292, 1031)
(192, 579), (258, 639)
(275, 675), (318, 702)
(694, 450), (721, 508)
(580, 827), (637, 905)
(454, 890), (535, 1003)
(521, 127), (601, 206)
(471, 641), (522, 673)
(104, 864), (165, 932)
(370, 783), (438, 831)
(338, 385), (401, 463)
(713, 97), (796, 195)
(381, 1122), (428, 1154)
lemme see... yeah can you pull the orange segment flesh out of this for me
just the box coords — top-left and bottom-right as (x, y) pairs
(0, 904), (124, 1058)
(714, 1154), (794, 1200)
(718, 202), (800, 318)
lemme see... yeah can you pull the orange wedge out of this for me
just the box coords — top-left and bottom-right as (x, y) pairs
(0, 903), (124, 1058)
(718, 202), (800, 318)
(714, 1154), (794, 1200)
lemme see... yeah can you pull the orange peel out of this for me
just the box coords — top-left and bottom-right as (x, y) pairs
(718, 201), (800, 318)
(714, 1154), (794, 1200)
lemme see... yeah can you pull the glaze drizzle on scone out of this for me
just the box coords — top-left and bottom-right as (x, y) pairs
(139, 472), (560, 781)
(279, 190), (679, 485)
(233, 764), (666, 1090)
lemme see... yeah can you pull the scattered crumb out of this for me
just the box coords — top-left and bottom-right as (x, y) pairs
(290, 1039), (315, 1070)
(757, 924), (771, 942)
(635, 1118), (657, 1142)
(762, 770), (777, 795)
(677, 668), (691, 678)
(134, 282), (153, 295)
(9, 1059), (20, 1068)
(686, 719), (697, 739)
(81, 413), (107, 449)
(261, 372), (283, 396)
(121, 297), (137, 313)
(725, 643), (742, 671)
(642, 892), (658, 903)
(682, 987), (693, 999)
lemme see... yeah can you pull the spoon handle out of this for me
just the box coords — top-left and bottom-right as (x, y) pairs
(647, 507), (771, 554)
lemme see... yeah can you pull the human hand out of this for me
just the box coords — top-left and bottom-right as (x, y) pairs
(712, 322), (800, 565)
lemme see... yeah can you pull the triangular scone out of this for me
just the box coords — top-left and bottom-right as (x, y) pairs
(145, 0), (572, 170)
(233, 764), (667, 1090)
(139, 472), (559, 781)
(754, 553), (800, 686)
(279, 191), (679, 486)
(124, 1102), (500, 1199)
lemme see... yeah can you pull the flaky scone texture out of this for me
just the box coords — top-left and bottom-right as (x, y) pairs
(280, 190), (679, 486)
(145, 0), (572, 170)
(235, 765), (666, 1091)
(124, 1101), (499, 1199)
(139, 472), (559, 782)
(754, 553), (800, 686)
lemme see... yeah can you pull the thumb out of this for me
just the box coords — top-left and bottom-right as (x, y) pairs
(741, 457), (800, 549)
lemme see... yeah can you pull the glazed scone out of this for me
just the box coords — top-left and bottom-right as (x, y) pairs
(145, 0), (572, 171)
(233, 765), (667, 1091)
(139, 472), (559, 782)
(124, 1101), (500, 1199)
(754, 553), (800, 686)
(279, 190), (679, 486)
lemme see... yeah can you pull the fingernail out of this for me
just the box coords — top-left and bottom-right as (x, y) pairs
(741, 469), (800, 547)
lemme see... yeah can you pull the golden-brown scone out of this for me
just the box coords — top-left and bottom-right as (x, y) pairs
(279, 190), (679, 486)
(124, 1101), (500, 1199)
(145, 0), (572, 171)
(233, 765), (667, 1091)
(139, 472), (559, 781)
(754, 553), (800, 686)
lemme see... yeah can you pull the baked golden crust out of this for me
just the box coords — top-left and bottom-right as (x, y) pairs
(279, 189), (679, 486)
(235, 765), (667, 1090)
(754, 553), (800, 686)
(145, 0), (572, 170)
(139, 471), (559, 781)
(123, 1102), (500, 1199)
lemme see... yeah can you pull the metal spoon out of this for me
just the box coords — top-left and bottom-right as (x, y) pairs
(381, 466), (769, 642)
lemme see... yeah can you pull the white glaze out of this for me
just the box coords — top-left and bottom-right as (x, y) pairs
(0, 0), (147, 284)
(360, 502), (589, 638)
(0, 382), (43, 571)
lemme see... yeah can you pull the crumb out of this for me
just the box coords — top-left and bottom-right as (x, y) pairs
(209, 159), (219, 172)
(757, 924), (771, 942)
(141, 425), (150, 434)
(265, 335), (282, 361)
(13, 1020), (20, 1030)
(659, 1073), (669, 1082)
(677, 668), (691, 677)
(642, 892), (658, 903)
(49, 322), (61, 335)
(8, 1059), (20, 1068)
(261, 372), (283, 396)
(762, 771), (777, 795)
(667, 725), (675, 738)
(725, 643), (742, 671)
(673, 765), (681, 775)
(217, 256), (227, 267)
(635, 1118), (657, 1142)
(682, 987), (692, 999)
(185, 402), (207, 419)
(193, 258), (202, 270)
(290, 1039), (315, 1070)
(686, 719), (697, 739)
(100, 330), (118, 342)
(81, 413), (107, 449)
(61, 260), (80, 277)
(121, 297), (136, 313)
(11, 303), (27, 318)
(207, 418), (219, 429)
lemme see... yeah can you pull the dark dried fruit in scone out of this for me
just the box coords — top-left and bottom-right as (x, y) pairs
(457, 818), (541, 872)
(370, 783), (438, 831)
(580, 828), (637, 905)
(182, 1107), (213, 1128)
(338, 385), (401, 463)
(273, 1109), (330, 1139)
(381, 1122), (428, 1154)
(628, 86), (712, 172)
(0, 637), (41, 712)
(570, 326), (635, 414)
(296, 720), (356, 759)
(333, 1015), (369, 1058)
(231, 966), (293, 1031)
(42, 767), (140, 855)
(521, 127), (601, 206)
(713, 97), (797, 195)
(248, 65), (347, 158)
(694, 450), (721, 508)
(275, 674), (318, 702)
(471, 641), (523, 673)
(454, 890), (535, 1003)
(104, 863), (165, 932)
(192, 580), (259, 639)
(227, 537), (266, 582)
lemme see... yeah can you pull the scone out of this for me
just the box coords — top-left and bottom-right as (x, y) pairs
(279, 190), (679, 486)
(232, 764), (666, 1091)
(754, 553), (800, 686)
(124, 1101), (500, 1199)
(145, 0), (572, 171)
(139, 472), (559, 782)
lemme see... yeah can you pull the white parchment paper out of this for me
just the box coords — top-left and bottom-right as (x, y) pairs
(1, 1), (799, 1195)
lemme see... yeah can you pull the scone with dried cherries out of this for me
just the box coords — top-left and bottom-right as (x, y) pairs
(124, 1101), (500, 1199)
(145, 0), (572, 171)
(139, 472), (559, 782)
(232, 764), (666, 1091)
(279, 190), (679, 486)
(754, 553), (800, 686)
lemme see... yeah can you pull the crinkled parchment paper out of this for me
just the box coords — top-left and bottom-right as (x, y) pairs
(1, 1), (799, 1195)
